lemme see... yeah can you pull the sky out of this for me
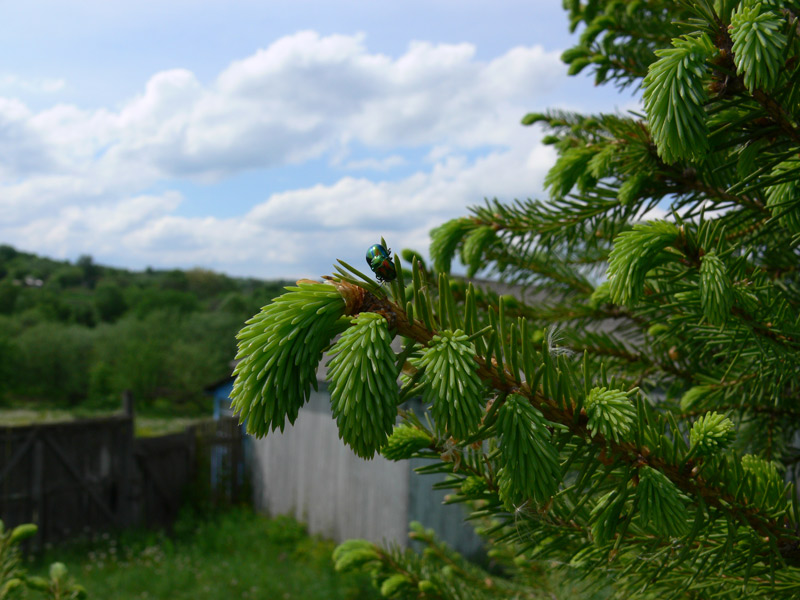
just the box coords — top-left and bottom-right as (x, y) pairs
(0, 0), (638, 280)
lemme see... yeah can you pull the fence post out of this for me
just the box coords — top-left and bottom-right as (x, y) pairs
(31, 434), (44, 552)
(122, 390), (135, 418)
(118, 391), (135, 527)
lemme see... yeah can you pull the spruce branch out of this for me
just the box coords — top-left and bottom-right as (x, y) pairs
(497, 394), (562, 508)
(231, 281), (348, 435)
(229, 3), (800, 594)
(327, 311), (399, 458)
(340, 285), (800, 565)
(730, 3), (787, 92)
(710, 15), (800, 145)
(642, 34), (715, 163)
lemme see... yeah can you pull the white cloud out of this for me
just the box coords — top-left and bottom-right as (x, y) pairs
(0, 31), (578, 277)
(4, 32), (564, 182)
(3, 134), (557, 278)
(11, 192), (183, 257)
(0, 74), (66, 94)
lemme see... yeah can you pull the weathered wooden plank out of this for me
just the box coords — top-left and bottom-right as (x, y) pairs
(0, 429), (37, 485)
(31, 438), (44, 551)
(0, 414), (244, 547)
(134, 453), (180, 516)
(251, 399), (410, 547)
(250, 395), (485, 557)
(407, 457), (485, 560)
(40, 433), (119, 526)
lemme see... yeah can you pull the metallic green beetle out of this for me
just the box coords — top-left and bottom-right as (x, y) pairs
(365, 243), (397, 282)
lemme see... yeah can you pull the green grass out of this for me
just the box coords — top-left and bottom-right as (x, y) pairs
(0, 405), (209, 437)
(0, 406), (85, 425)
(31, 508), (374, 600)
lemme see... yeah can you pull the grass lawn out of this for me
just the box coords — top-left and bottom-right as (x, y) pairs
(31, 508), (374, 600)
(0, 405), (210, 437)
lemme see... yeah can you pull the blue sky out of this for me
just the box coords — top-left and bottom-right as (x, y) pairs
(1, 1), (637, 279)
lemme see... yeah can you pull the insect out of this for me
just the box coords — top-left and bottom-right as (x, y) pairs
(365, 243), (397, 282)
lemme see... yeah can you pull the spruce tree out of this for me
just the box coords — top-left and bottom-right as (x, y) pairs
(231, 1), (800, 597)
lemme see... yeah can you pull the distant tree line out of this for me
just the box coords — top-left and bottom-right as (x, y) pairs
(0, 244), (287, 412)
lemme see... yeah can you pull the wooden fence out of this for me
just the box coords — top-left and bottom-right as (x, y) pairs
(251, 391), (484, 558)
(0, 413), (245, 549)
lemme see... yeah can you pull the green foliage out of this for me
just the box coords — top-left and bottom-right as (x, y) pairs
(765, 160), (800, 234)
(234, 1), (800, 597)
(741, 454), (785, 510)
(544, 146), (596, 199)
(0, 282), (19, 315)
(590, 487), (630, 546)
(32, 509), (372, 600)
(606, 221), (680, 305)
(334, 522), (539, 599)
(93, 282), (127, 322)
(430, 219), (471, 274)
(584, 386), (636, 443)
(699, 250), (733, 325)
(15, 323), (95, 404)
(689, 411), (736, 455)
(616, 172), (647, 206)
(84, 310), (239, 408)
(679, 384), (713, 411)
(332, 539), (382, 573)
(730, 3), (787, 92)
(328, 312), (399, 458)
(635, 466), (689, 537)
(0, 245), (288, 412)
(133, 288), (200, 317)
(460, 226), (497, 278)
(381, 425), (433, 461)
(232, 282), (347, 435)
(497, 394), (561, 508)
(1, 521), (85, 600)
(416, 330), (484, 440)
(643, 35), (714, 163)
(48, 266), (85, 290)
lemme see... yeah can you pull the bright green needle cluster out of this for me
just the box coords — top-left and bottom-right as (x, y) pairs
(643, 34), (714, 163)
(607, 221), (680, 305)
(380, 574), (412, 597)
(460, 226), (497, 278)
(636, 466), (689, 537)
(460, 475), (487, 496)
(585, 386), (636, 443)
(417, 330), (484, 440)
(766, 162), (800, 234)
(544, 146), (596, 199)
(231, 281), (347, 436)
(429, 219), (471, 273)
(741, 454), (785, 510)
(617, 172), (648, 206)
(332, 539), (381, 573)
(497, 394), (561, 508)
(690, 411), (735, 456)
(700, 250), (732, 325)
(591, 488), (630, 545)
(381, 424), (433, 461)
(730, 3), (787, 92)
(679, 385), (713, 411)
(327, 312), (399, 459)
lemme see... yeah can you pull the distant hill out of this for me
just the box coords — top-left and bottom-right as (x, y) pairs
(0, 244), (289, 412)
